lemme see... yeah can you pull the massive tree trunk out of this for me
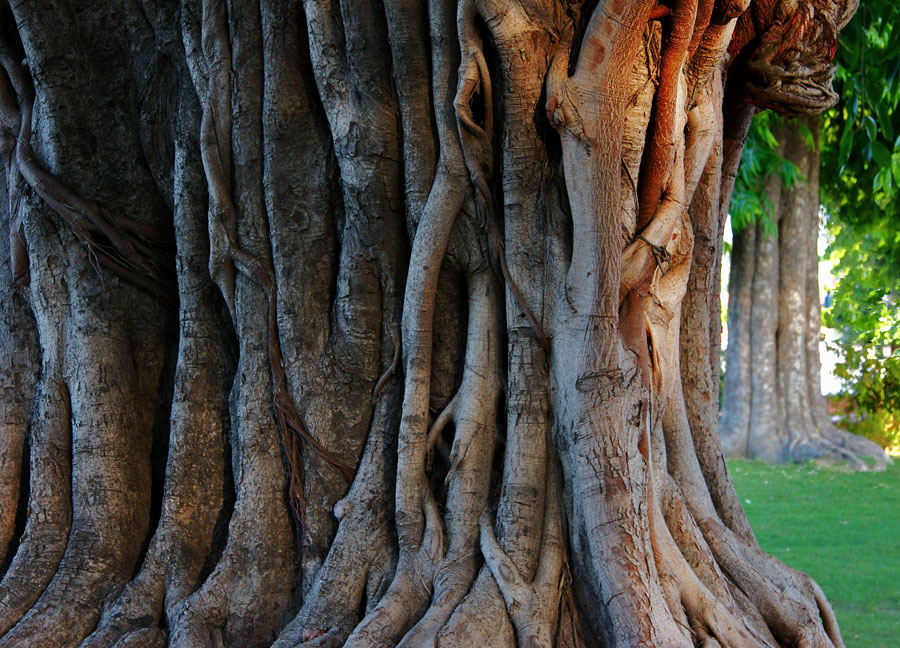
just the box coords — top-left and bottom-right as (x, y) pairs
(0, 0), (859, 646)
(719, 116), (890, 470)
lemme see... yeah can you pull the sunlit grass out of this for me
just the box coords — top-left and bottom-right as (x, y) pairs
(728, 458), (900, 648)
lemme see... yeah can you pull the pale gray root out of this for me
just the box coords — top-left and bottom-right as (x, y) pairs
(477, 0), (558, 580)
(0, 265), (165, 648)
(387, 0), (485, 558)
(299, 0), (410, 589)
(435, 567), (516, 648)
(341, 269), (502, 648)
(434, 0), (563, 628)
(396, 270), (502, 648)
(383, 0), (437, 232)
(80, 82), (227, 648)
(0, 267), (160, 648)
(182, 0), (236, 316)
(261, 0), (367, 596)
(169, 3), (296, 645)
(479, 460), (565, 648)
(340, 496), (444, 648)
(0, 5), (170, 640)
(548, 4), (696, 644)
(329, 1), (489, 641)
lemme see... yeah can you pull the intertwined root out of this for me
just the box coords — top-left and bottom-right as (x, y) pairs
(0, 0), (857, 647)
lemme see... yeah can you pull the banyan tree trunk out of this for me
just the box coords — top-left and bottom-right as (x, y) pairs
(719, 116), (891, 470)
(0, 0), (861, 647)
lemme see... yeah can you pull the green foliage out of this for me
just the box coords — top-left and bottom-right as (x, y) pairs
(730, 112), (806, 235)
(820, 2), (900, 219)
(729, 458), (900, 648)
(820, 1), (900, 437)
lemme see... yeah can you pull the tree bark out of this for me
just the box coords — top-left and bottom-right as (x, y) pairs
(0, 0), (860, 646)
(720, 116), (891, 469)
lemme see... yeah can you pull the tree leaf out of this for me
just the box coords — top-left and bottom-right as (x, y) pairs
(875, 101), (894, 142)
(872, 140), (892, 168)
(838, 121), (855, 168)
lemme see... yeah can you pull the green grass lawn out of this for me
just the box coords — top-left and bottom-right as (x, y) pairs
(728, 457), (900, 648)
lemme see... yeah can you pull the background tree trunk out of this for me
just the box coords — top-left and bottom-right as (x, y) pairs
(0, 0), (860, 647)
(720, 116), (890, 470)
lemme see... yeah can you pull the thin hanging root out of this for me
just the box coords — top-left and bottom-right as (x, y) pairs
(426, 393), (458, 468)
(272, 395), (396, 648)
(192, 0), (331, 515)
(232, 244), (352, 478)
(0, 48), (174, 302)
(454, 0), (548, 355)
(372, 326), (401, 400)
(187, 0), (352, 537)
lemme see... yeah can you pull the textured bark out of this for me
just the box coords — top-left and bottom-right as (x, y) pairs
(720, 116), (891, 469)
(0, 0), (860, 647)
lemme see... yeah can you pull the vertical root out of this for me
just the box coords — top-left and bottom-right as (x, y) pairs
(272, 398), (396, 648)
(479, 459), (566, 648)
(81, 78), (228, 648)
(0, 305), (165, 648)
(0, 373), (71, 636)
(396, 270), (502, 648)
(167, 343), (294, 648)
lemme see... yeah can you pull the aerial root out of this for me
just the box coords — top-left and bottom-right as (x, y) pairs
(698, 517), (842, 648)
(0, 373), (71, 637)
(272, 411), (395, 648)
(651, 474), (766, 648)
(372, 325), (401, 400)
(426, 393), (459, 469)
(295, 631), (343, 648)
(167, 583), (228, 648)
(79, 571), (166, 648)
(341, 495), (445, 648)
(478, 461), (564, 648)
(0, 40), (174, 301)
